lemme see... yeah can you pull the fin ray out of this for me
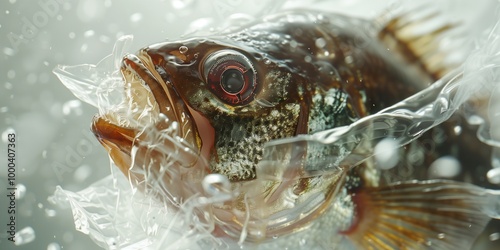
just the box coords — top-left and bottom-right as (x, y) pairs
(378, 8), (460, 81)
(345, 180), (492, 250)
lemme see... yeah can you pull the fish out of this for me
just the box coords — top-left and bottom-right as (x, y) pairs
(89, 9), (499, 249)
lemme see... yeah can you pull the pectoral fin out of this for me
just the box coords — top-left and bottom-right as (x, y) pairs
(343, 180), (496, 250)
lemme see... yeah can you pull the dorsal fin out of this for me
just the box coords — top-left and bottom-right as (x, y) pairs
(377, 8), (459, 81)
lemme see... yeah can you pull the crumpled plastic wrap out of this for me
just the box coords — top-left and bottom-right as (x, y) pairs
(49, 2), (500, 249)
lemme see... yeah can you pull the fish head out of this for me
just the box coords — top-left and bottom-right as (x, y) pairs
(91, 36), (312, 183)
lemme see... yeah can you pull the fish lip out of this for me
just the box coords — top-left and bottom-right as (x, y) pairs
(92, 52), (213, 170)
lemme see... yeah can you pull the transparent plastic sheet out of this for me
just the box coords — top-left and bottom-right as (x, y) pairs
(257, 19), (500, 181)
(49, 6), (500, 250)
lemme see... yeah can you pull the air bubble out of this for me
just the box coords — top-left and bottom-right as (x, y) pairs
(68, 32), (75, 39)
(0, 107), (8, 112)
(315, 38), (326, 49)
(130, 13), (143, 23)
(15, 184), (26, 199)
(453, 125), (462, 135)
(5, 82), (13, 89)
(62, 100), (82, 116)
(7, 70), (16, 79)
(45, 209), (57, 217)
(304, 56), (312, 63)
(47, 242), (61, 250)
(2, 127), (15, 143)
(374, 138), (399, 170)
(15, 227), (36, 246)
(290, 40), (298, 48)
(3, 47), (15, 56)
(171, 0), (194, 9)
(80, 43), (88, 53)
(487, 168), (500, 184)
(83, 30), (95, 37)
(179, 45), (188, 54)
(345, 55), (354, 64)
(428, 156), (461, 178)
(74, 165), (92, 182)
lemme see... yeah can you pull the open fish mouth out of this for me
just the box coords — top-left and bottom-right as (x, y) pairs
(91, 52), (209, 174)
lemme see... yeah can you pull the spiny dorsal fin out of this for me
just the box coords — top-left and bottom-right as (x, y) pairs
(343, 180), (493, 250)
(378, 9), (460, 81)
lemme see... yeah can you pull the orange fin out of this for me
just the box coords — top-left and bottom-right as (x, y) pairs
(377, 8), (459, 81)
(343, 180), (495, 250)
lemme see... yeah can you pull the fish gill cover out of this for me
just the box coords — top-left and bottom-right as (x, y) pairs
(49, 0), (500, 249)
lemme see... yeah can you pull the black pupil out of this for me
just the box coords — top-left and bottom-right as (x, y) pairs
(221, 69), (245, 94)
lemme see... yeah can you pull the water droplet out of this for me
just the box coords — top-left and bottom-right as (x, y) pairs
(489, 232), (500, 241)
(290, 40), (298, 48)
(7, 70), (16, 79)
(62, 100), (82, 116)
(68, 32), (76, 39)
(15, 227), (36, 246)
(9, 0), (17, 4)
(6, 10), (10, 14)
(171, 0), (194, 9)
(130, 12), (143, 23)
(38, 203), (44, 209)
(428, 156), (461, 178)
(0, 107), (8, 112)
(15, 184), (26, 199)
(374, 138), (399, 170)
(179, 45), (188, 54)
(453, 125), (462, 135)
(47, 242), (61, 250)
(304, 56), (312, 63)
(315, 38), (326, 48)
(487, 168), (500, 184)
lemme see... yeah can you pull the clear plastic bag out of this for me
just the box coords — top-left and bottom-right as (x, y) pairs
(50, 4), (500, 249)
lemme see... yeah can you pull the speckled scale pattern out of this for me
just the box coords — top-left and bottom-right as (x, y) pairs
(211, 104), (301, 181)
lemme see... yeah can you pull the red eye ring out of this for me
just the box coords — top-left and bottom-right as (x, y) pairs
(203, 50), (257, 106)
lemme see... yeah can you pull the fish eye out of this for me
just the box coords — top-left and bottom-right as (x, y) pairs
(203, 50), (257, 106)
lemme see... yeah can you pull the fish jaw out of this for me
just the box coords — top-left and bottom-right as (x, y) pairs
(91, 52), (213, 202)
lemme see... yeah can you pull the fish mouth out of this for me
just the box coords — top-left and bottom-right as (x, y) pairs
(91, 52), (213, 175)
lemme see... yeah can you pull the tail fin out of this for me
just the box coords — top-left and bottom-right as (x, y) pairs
(378, 9), (459, 81)
(343, 180), (496, 250)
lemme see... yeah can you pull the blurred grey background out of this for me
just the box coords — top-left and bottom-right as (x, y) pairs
(0, 0), (499, 249)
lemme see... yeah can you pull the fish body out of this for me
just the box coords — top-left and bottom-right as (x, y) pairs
(90, 10), (496, 249)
